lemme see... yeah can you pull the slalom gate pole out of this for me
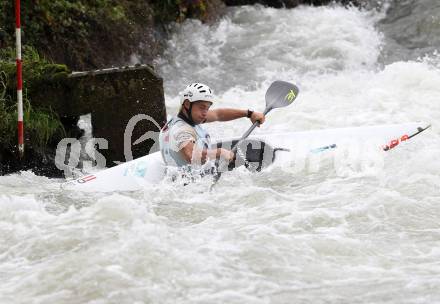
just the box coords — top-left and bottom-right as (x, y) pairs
(15, 0), (24, 158)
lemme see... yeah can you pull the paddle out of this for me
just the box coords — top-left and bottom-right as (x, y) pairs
(211, 80), (299, 188)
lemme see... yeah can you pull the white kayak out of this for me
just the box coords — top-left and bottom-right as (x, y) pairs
(61, 122), (431, 192)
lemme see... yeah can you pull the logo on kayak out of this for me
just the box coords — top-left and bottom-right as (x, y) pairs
(59, 174), (97, 189)
(285, 90), (296, 103)
(382, 134), (409, 151)
(123, 161), (148, 177)
(77, 175), (96, 183)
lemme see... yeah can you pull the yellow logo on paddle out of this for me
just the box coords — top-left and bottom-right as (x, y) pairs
(286, 89), (296, 103)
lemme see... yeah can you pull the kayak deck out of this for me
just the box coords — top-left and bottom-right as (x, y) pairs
(61, 122), (431, 192)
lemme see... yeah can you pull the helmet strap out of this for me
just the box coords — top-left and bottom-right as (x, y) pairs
(188, 102), (195, 124)
(178, 101), (196, 126)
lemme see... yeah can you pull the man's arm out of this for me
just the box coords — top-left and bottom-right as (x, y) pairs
(206, 108), (265, 125)
(180, 141), (234, 164)
(206, 109), (247, 122)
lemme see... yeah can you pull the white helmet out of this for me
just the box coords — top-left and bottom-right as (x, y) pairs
(180, 83), (215, 104)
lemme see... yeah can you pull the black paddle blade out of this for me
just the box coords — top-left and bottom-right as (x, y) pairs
(265, 81), (299, 112)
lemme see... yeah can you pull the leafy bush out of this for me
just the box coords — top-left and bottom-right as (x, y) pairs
(0, 47), (66, 153)
(0, 0), (213, 70)
(0, 0), (155, 70)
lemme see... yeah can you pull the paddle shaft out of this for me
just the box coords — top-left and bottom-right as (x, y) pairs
(230, 107), (271, 154)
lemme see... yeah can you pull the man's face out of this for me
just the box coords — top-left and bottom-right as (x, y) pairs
(185, 100), (212, 124)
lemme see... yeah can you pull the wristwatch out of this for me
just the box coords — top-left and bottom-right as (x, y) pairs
(247, 109), (254, 118)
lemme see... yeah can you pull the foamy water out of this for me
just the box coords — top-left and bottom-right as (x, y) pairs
(1, 2), (440, 303)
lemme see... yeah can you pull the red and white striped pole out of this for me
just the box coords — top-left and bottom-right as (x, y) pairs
(15, 0), (24, 157)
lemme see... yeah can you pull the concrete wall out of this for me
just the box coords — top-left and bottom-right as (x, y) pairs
(30, 64), (167, 168)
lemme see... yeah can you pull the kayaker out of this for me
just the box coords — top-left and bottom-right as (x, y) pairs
(159, 83), (265, 169)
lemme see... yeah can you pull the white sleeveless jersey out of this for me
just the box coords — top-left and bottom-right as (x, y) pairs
(159, 117), (211, 167)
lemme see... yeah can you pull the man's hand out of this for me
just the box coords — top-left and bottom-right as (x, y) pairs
(219, 148), (235, 163)
(250, 111), (265, 126)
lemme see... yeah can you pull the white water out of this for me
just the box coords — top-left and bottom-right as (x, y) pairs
(2, 4), (440, 303)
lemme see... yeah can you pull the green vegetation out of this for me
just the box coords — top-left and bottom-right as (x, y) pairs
(0, 47), (66, 154)
(0, 0), (131, 48)
(0, 0), (155, 70)
(0, 0), (214, 70)
(0, 46), (70, 90)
